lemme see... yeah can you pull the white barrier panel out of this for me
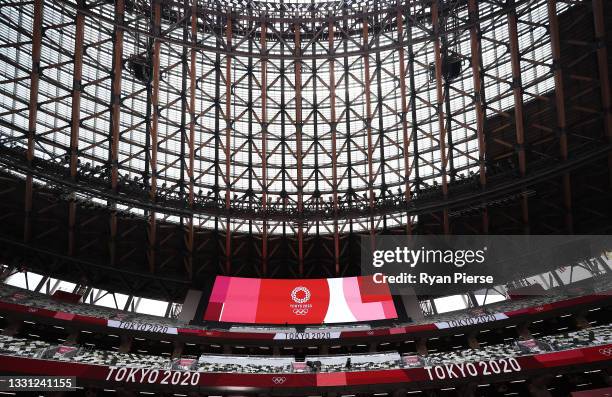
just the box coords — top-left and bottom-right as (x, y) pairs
(231, 326), (296, 334)
(273, 331), (341, 340)
(310, 352), (401, 365)
(198, 355), (293, 367)
(424, 357), (522, 381)
(305, 325), (371, 333)
(434, 312), (508, 329)
(107, 320), (178, 335)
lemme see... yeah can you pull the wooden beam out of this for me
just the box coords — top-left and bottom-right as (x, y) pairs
(431, 0), (450, 234)
(24, 0), (44, 243)
(68, 0), (86, 256)
(548, 0), (572, 232)
(294, 21), (304, 276)
(468, 0), (489, 233)
(507, 0), (530, 232)
(109, 0), (125, 266)
(147, 0), (162, 273)
(185, 0), (197, 279)
(396, 5), (413, 235)
(592, 0), (612, 188)
(362, 12), (377, 245)
(261, 19), (268, 275)
(328, 17), (340, 275)
(224, 11), (232, 274)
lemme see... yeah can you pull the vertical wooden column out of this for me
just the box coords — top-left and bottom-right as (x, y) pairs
(396, 5), (413, 235)
(592, 0), (612, 187)
(431, 0), (450, 234)
(185, 0), (197, 278)
(24, 0), (44, 243)
(468, 0), (489, 233)
(373, 10), (387, 231)
(147, 0), (162, 273)
(328, 17), (340, 275)
(224, 10), (233, 274)
(109, 0), (125, 266)
(362, 12), (376, 244)
(341, 5), (355, 238)
(68, 0), (86, 256)
(547, 0), (572, 233)
(406, 4), (421, 207)
(507, 0), (529, 232)
(294, 21), (304, 276)
(260, 19), (268, 275)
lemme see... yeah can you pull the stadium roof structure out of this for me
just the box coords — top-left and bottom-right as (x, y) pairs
(0, 0), (610, 300)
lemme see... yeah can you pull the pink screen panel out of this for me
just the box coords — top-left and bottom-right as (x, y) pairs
(203, 276), (397, 324)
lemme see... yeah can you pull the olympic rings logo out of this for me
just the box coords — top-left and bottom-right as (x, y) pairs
(272, 377), (287, 384)
(291, 286), (311, 304)
(293, 309), (309, 315)
(599, 347), (612, 356)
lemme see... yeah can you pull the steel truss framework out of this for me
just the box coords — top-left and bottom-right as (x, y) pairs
(0, 0), (610, 299)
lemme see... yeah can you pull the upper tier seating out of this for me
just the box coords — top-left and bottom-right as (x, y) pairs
(0, 285), (182, 328)
(540, 325), (612, 350)
(311, 352), (402, 372)
(0, 325), (609, 373)
(198, 355), (293, 373)
(0, 274), (610, 334)
(0, 334), (49, 358)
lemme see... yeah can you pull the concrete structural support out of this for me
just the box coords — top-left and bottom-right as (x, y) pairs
(467, 331), (479, 349)
(172, 341), (184, 359)
(416, 337), (428, 356)
(2, 319), (22, 336)
(517, 322), (532, 339)
(528, 375), (554, 397)
(118, 335), (133, 353)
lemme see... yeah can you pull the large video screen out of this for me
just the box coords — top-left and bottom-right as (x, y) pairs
(203, 276), (397, 324)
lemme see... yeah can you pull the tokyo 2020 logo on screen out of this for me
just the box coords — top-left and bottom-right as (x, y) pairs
(290, 286), (312, 316)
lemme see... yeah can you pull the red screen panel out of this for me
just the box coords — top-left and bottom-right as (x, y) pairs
(203, 276), (397, 324)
